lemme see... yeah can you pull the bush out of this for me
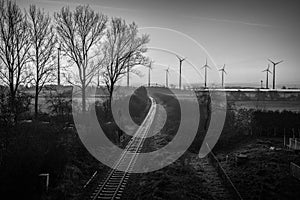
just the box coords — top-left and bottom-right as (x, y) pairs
(46, 90), (72, 122)
(0, 90), (32, 127)
(0, 122), (69, 199)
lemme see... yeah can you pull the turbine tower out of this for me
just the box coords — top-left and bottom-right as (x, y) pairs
(268, 59), (283, 89)
(176, 55), (186, 89)
(147, 61), (153, 87)
(202, 58), (211, 89)
(219, 64), (227, 88)
(262, 64), (272, 89)
(165, 67), (169, 87)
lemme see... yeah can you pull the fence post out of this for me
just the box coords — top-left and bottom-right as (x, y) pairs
(290, 162), (300, 181)
(39, 173), (49, 193)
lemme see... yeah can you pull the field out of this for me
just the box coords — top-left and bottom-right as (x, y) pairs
(232, 100), (300, 112)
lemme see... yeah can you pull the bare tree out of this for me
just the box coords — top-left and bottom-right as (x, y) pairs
(54, 5), (107, 112)
(0, 0), (32, 121)
(28, 5), (57, 119)
(102, 18), (149, 104)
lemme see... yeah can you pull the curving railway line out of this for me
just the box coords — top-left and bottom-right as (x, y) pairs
(88, 97), (156, 200)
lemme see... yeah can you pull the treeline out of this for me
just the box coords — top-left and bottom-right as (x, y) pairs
(0, 0), (150, 123)
(253, 110), (300, 129)
(221, 108), (300, 139)
(211, 108), (300, 152)
(251, 110), (300, 137)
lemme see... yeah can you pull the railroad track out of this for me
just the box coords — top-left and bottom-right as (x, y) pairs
(89, 97), (156, 200)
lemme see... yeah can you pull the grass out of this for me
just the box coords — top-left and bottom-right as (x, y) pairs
(217, 138), (300, 200)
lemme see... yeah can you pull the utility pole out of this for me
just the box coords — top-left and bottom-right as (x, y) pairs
(127, 64), (129, 87)
(165, 68), (169, 87)
(127, 55), (130, 87)
(97, 69), (100, 87)
(148, 66), (151, 87)
(57, 45), (61, 86)
(147, 61), (153, 87)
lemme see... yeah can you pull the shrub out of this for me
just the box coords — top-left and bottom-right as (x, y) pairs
(0, 90), (32, 127)
(46, 90), (72, 122)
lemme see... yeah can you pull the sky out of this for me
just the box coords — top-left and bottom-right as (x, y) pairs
(17, 0), (300, 88)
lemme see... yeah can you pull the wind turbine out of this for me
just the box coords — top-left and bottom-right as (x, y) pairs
(165, 67), (170, 87)
(147, 61), (153, 87)
(262, 64), (272, 89)
(268, 59), (283, 89)
(219, 64), (227, 88)
(202, 58), (211, 89)
(176, 55), (186, 89)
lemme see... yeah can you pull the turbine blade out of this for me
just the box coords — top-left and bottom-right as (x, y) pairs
(275, 60), (283, 65)
(268, 59), (275, 65)
(176, 55), (186, 61)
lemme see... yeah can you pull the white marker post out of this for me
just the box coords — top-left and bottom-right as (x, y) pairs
(39, 173), (49, 192)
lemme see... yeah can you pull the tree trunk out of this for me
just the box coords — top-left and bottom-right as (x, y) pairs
(109, 84), (114, 108)
(9, 75), (17, 123)
(82, 87), (86, 112)
(10, 92), (17, 124)
(35, 85), (39, 119)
